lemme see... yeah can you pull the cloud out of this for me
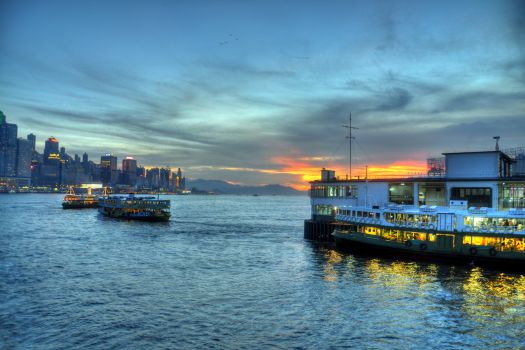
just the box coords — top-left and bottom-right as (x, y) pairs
(2, 0), (525, 188)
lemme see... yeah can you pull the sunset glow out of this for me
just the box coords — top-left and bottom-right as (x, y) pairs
(2, 0), (523, 189)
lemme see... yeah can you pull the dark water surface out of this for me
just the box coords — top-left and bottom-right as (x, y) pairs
(1, 194), (524, 349)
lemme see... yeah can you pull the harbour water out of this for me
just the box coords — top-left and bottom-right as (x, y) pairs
(1, 194), (524, 349)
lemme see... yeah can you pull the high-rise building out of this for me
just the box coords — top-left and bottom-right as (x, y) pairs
(30, 159), (41, 185)
(0, 111), (18, 177)
(100, 153), (118, 185)
(27, 133), (36, 152)
(146, 167), (160, 188)
(43, 137), (60, 162)
(16, 138), (33, 179)
(169, 167), (185, 191)
(122, 156), (137, 186)
(160, 168), (170, 189)
(122, 156), (137, 173)
(41, 137), (62, 186)
(82, 152), (88, 164)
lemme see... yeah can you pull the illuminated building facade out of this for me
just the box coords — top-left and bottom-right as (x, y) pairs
(43, 137), (59, 161)
(100, 153), (117, 185)
(39, 137), (63, 186)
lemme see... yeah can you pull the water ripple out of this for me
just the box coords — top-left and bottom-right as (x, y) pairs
(1, 194), (524, 349)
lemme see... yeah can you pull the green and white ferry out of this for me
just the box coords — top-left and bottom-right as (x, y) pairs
(306, 148), (525, 269)
(98, 194), (171, 222)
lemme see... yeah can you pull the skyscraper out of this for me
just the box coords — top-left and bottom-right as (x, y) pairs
(41, 137), (62, 186)
(16, 138), (33, 179)
(0, 111), (18, 177)
(27, 133), (36, 152)
(100, 153), (117, 185)
(43, 137), (59, 161)
(146, 167), (160, 188)
(160, 168), (170, 189)
(122, 156), (137, 186)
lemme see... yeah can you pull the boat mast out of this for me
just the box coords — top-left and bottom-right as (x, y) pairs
(365, 165), (368, 207)
(342, 113), (358, 180)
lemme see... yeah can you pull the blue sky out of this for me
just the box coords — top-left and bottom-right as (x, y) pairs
(1, 0), (524, 188)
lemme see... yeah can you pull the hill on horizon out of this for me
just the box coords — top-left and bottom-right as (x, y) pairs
(186, 179), (306, 195)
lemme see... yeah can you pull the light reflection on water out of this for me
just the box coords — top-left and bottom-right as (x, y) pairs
(1, 194), (524, 349)
(314, 244), (525, 348)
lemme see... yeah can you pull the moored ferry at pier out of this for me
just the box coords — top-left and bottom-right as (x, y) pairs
(306, 147), (525, 269)
(98, 194), (171, 221)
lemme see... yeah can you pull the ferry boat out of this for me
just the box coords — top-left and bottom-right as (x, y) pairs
(62, 186), (99, 209)
(306, 147), (525, 269)
(98, 194), (171, 221)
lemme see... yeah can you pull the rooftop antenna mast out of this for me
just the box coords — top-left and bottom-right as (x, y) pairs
(493, 136), (500, 151)
(342, 113), (358, 180)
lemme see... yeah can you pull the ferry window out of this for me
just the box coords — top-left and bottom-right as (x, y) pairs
(464, 217), (474, 226)
(413, 232), (423, 240)
(463, 236), (472, 245)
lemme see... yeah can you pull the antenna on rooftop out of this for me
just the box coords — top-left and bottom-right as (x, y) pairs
(342, 113), (358, 180)
(493, 136), (500, 151)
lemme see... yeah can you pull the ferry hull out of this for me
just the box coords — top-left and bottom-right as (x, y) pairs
(333, 232), (525, 271)
(98, 207), (170, 222)
(62, 201), (99, 209)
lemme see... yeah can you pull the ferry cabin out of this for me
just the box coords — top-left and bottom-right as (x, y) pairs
(308, 150), (525, 254)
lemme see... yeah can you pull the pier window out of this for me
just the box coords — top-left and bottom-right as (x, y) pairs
(388, 183), (414, 205)
(310, 184), (356, 198)
(450, 187), (492, 208)
(418, 183), (446, 206)
(312, 205), (336, 219)
(498, 183), (525, 210)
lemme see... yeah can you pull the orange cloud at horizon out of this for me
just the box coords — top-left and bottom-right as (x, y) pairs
(270, 156), (428, 191)
(199, 157), (428, 192)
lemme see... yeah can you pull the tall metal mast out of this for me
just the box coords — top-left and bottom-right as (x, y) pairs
(342, 113), (358, 179)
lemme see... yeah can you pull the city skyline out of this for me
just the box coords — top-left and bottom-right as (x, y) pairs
(0, 111), (187, 191)
(1, 0), (524, 190)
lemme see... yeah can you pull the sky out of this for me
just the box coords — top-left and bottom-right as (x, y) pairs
(1, 0), (524, 190)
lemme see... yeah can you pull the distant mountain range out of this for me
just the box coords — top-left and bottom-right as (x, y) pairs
(186, 179), (306, 195)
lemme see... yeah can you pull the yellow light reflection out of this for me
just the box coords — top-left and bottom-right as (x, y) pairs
(463, 269), (525, 322)
(322, 249), (343, 283)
